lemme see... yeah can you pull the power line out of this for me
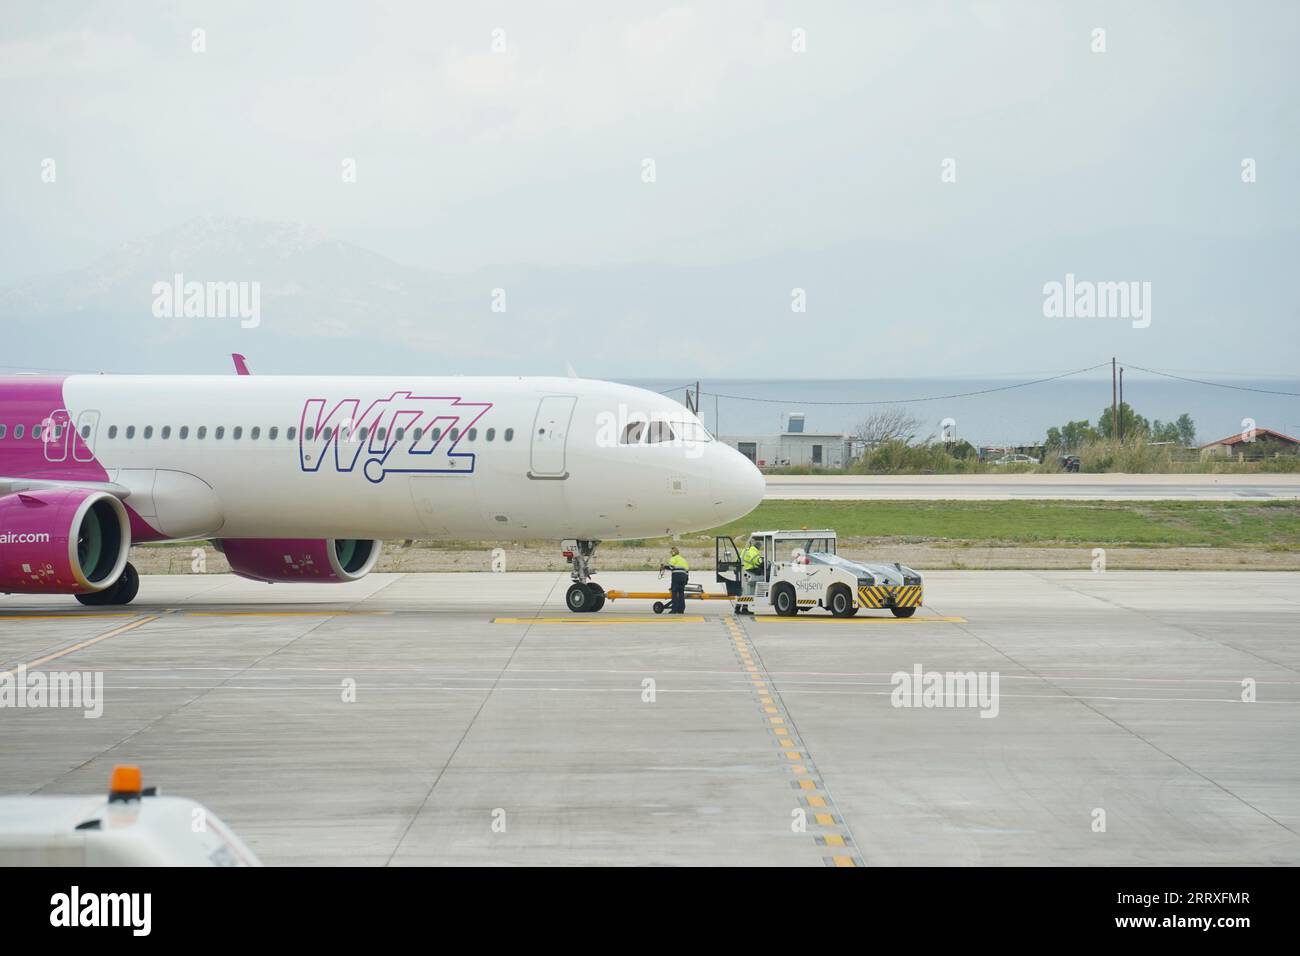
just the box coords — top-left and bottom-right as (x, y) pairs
(0, 363), (106, 374)
(694, 363), (1112, 406)
(8, 360), (1296, 402)
(1118, 361), (1300, 398)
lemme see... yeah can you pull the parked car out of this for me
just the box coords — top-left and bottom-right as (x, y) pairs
(1059, 455), (1081, 473)
(992, 453), (1040, 466)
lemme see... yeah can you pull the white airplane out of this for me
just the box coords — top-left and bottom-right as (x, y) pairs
(0, 366), (764, 612)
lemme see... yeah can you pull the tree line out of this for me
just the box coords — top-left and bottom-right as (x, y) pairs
(1045, 404), (1196, 451)
(851, 405), (1197, 454)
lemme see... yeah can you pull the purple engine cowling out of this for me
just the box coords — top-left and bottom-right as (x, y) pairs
(0, 488), (132, 594)
(217, 538), (381, 583)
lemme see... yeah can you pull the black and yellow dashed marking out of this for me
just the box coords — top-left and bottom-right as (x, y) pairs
(722, 613), (864, 868)
(856, 585), (923, 609)
(893, 585), (923, 607)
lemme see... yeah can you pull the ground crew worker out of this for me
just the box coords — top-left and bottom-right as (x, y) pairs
(662, 546), (689, 614)
(737, 535), (764, 614)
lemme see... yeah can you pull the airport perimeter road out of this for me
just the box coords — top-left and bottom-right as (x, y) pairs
(3, 570), (1298, 866)
(764, 473), (1300, 500)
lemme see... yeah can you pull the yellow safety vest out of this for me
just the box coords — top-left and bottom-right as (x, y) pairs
(741, 546), (763, 571)
(668, 554), (689, 571)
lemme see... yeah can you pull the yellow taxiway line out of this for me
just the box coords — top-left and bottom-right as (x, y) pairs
(0, 614), (160, 678)
(492, 616), (707, 624)
(0, 612), (139, 620)
(752, 615), (967, 624)
(185, 610), (391, 617)
(0, 609), (387, 620)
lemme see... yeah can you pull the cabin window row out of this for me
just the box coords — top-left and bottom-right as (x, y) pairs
(0, 424), (515, 443)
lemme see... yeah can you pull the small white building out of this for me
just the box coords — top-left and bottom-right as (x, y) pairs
(721, 431), (853, 469)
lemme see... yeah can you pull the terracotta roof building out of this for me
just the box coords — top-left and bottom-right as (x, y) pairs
(1200, 428), (1300, 458)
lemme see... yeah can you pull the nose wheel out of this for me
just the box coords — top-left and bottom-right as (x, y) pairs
(565, 582), (606, 613)
(562, 539), (605, 612)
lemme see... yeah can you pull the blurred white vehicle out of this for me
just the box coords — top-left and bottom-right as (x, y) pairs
(0, 766), (260, 866)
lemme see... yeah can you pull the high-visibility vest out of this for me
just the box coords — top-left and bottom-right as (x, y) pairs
(668, 554), (689, 571)
(741, 546), (763, 571)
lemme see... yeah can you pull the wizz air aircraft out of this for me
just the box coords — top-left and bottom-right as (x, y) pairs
(0, 367), (764, 612)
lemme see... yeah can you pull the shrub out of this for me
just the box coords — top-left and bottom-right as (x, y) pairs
(1073, 438), (1174, 472)
(856, 440), (981, 474)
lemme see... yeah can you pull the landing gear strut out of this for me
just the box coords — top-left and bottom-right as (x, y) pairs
(563, 539), (605, 613)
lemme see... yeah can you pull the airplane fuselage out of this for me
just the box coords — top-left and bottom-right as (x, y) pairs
(0, 374), (765, 544)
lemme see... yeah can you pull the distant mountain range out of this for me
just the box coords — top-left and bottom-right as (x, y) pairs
(0, 216), (462, 347)
(2, 216), (1294, 378)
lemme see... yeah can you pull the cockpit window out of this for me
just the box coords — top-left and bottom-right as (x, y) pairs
(619, 413), (711, 446)
(647, 421), (677, 444)
(673, 420), (713, 443)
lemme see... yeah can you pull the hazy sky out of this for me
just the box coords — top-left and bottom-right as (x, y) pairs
(1, 1), (1297, 379)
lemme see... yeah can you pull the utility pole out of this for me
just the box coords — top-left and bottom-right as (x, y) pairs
(1111, 357), (1117, 442)
(1118, 366), (1125, 443)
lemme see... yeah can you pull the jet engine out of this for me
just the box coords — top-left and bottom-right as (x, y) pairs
(216, 538), (382, 584)
(0, 489), (131, 596)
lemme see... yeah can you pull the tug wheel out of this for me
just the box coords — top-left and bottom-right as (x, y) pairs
(828, 586), (857, 618)
(772, 585), (798, 617)
(891, 606), (917, 618)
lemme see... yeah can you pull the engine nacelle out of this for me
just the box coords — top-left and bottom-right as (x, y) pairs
(0, 489), (131, 594)
(216, 538), (381, 584)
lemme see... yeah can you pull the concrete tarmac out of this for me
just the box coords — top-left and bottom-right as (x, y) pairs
(765, 473), (1300, 500)
(2, 571), (1297, 866)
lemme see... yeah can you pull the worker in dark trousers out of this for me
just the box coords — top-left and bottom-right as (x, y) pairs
(736, 535), (764, 615)
(663, 546), (689, 614)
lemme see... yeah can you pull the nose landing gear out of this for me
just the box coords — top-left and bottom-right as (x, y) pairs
(562, 539), (605, 613)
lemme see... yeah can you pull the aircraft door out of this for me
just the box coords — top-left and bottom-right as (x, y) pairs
(529, 395), (576, 479)
(74, 410), (101, 462)
(40, 409), (75, 463)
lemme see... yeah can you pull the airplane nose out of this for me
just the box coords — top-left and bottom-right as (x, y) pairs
(711, 443), (766, 523)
